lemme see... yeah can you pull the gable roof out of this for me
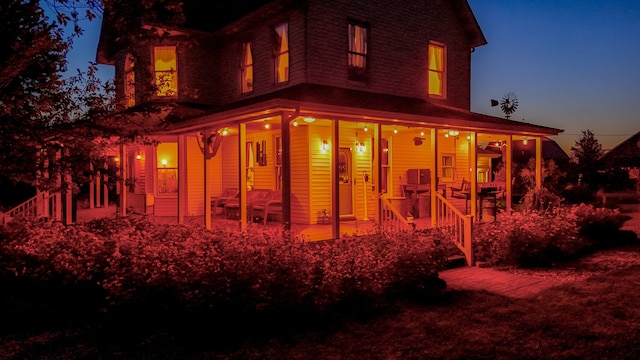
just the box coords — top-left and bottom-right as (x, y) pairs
(600, 131), (640, 168)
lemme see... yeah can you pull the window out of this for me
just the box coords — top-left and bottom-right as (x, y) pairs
(428, 42), (446, 98)
(441, 154), (454, 181)
(157, 143), (178, 194)
(241, 42), (253, 93)
(124, 54), (135, 108)
(348, 23), (368, 82)
(154, 46), (177, 97)
(273, 23), (289, 83)
(381, 138), (390, 193)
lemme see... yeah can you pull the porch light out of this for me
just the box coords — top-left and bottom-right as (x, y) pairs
(135, 153), (143, 160)
(292, 119), (298, 127)
(448, 130), (459, 137)
(523, 138), (528, 145)
(114, 156), (120, 162)
(303, 117), (315, 123)
(393, 127), (398, 134)
(420, 130), (425, 137)
(321, 140), (330, 152)
(264, 121), (270, 129)
(363, 125), (368, 132)
(356, 142), (366, 153)
(221, 128), (229, 136)
(161, 159), (168, 167)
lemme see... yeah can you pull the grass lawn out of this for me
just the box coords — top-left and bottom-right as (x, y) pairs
(2, 245), (640, 359)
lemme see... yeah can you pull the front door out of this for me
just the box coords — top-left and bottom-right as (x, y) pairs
(339, 148), (354, 218)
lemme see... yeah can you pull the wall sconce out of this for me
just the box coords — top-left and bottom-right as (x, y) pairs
(135, 153), (143, 160)
(114, 156), (120, 162)
(321, 140), (330, 152)
(161, 159), (168, 167)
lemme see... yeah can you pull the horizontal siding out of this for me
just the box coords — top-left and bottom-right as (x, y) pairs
(221, 135), (239, 190)
(155, 197), (178, 216)
(291, 125), (311, 224)
(388, 130), (432, 198)
(247, 129), (276, 190)
(186, 136), (205, 216)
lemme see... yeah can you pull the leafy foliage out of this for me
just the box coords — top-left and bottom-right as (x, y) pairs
(0, 218), (451, 320)
(474, 204), (636, 267)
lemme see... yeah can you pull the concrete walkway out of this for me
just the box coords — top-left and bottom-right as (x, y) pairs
(439, 266), (571, 299)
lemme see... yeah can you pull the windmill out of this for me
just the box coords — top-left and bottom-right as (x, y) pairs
(491, 92), (519, 120)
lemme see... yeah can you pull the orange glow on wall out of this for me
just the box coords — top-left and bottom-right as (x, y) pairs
(154, 46), (177, 96)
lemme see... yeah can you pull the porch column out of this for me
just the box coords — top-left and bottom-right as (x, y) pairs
(281, 114), (292, 230)
(119, 144), (127, 218)
(89, 176), (95, 209)
(177, 135), (186, 224)
(505, 136), (513, 212)
(469, 132), (478, 220)
(331, 120), (339, 239)
(535, 137), (543, 189)
(204, 131), (212, 230)
(376, 124), (383, 226)
(238, 124), (247, 229)
(430, 128), (438, 227)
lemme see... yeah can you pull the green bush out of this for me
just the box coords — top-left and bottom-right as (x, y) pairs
(473, 204), (636, 267)
(0, 217), (451, 320)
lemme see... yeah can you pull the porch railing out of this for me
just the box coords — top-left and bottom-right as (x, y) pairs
(434, 192), (474, 266)
(1, 192), (61, 225)
(379, 195), (413, 232)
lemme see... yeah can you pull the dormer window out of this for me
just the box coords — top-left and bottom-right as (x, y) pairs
(348, 23), (368, 82)
(428, 42), (446, 98)
(273, 23), (289, 83)
(124, 54), (135, 108)
(154, 46), (177, 97)
(241, 42), (254, 93)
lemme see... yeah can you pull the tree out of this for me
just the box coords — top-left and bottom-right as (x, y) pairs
(570, 130), (604, 191)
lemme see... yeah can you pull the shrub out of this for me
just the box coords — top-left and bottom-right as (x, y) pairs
(474, 204), (636, 267)
(0, 217), (451, 322)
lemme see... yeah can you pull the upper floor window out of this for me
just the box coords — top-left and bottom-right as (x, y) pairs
(124, 54), (135, 108)
(241, 42), (254, 93)
(428, 42), (446, 98)
(273, 23), (289, 83)
(154, 46), (177, 97)
(348, 23), (368, 82)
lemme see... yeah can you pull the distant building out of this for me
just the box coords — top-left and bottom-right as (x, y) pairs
(601, 131), (640, 172)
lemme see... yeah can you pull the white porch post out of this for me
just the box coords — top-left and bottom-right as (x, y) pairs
(204, 131), (212, 230)
(119, 144), (127, 217)
(469, 132), (478, 220)
(430, 128), (438, 227)
(535, 137), (543, 189)
(178, 135), (186, 224)
(238, 124), (247, 229)
(376, 124), (384, 226)
(505, 136), (513, 212)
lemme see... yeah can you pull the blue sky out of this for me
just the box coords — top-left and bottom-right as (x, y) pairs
(61, 1), (640, 153)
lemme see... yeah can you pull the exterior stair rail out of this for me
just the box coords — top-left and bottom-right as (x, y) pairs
(379, 195), (413, 232)
(434, 192), (474, 266)
(1, 192), (61, 225)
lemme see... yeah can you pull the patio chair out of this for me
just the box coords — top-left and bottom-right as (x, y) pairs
(224, 189), (272, 219)
(250, 190), (282, 224)
(450, 179), (471, 213)
(211, 188), (238, 218)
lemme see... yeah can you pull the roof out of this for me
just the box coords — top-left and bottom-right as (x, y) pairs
(158, 84), (562, 136)
(601, 131), (640, 168)
(510, 138), (570, 164)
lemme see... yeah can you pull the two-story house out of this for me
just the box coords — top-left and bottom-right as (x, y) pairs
(96, 0), (562, 260)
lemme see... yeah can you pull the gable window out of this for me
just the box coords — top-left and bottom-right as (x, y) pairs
(441, 154), (454, 181)
(154, 46), (177, 97)
(428, 42), (446, 98)
(348, 23), (368, 82)
(241, 42), (254, 93)
(124, 54), (135, 108)
(273, 23), (289, 83)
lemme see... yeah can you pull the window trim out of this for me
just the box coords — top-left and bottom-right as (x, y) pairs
(153, 46), (178, 98)
(428, 41), (447, 99)
(348, 22), (368, 82)
(240, 41), (254, 94)
(273, 22), (289, 84)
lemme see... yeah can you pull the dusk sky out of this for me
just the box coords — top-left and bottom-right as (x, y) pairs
(61, 0), (640, 153)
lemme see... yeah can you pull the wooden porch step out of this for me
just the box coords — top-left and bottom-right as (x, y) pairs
(444, 255), (467, 269)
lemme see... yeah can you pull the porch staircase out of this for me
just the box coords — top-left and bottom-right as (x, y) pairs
(1, 192), (61, 225)
(379, 193), (474, 266)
